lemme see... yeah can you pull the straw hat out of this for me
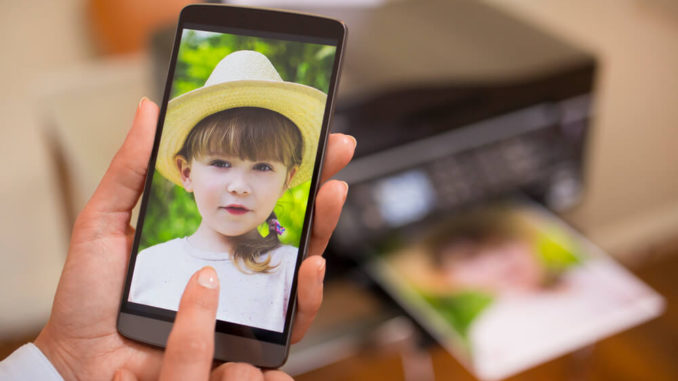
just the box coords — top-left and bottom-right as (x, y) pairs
(157, 50), (327, 189)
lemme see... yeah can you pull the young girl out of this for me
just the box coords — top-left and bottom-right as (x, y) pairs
(129, 50), (327, 332)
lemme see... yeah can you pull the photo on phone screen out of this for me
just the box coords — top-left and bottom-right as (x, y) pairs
(124, 25), (337, 334)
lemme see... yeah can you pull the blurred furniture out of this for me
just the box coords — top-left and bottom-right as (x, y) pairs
(87, 0), (195, 55)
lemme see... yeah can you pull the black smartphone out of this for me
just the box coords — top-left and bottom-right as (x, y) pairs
(117, 4), (346, 368)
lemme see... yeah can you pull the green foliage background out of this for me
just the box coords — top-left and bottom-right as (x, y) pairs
(422, 291), (494, 345)
(139, 30), (336, 251)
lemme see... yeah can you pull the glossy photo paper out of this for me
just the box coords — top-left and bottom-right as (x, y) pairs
(369, 202), (664, 380)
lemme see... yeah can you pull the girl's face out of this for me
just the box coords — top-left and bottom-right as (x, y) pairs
(440, 239), (544, 295)
(178, 154), (295, 237)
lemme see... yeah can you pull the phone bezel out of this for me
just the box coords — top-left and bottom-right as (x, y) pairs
(117, 4), (346, 368)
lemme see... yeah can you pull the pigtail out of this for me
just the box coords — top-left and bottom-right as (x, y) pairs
(231, 212), (283, 273)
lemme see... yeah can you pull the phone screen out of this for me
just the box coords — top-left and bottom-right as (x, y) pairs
(122, 23), (338, 342)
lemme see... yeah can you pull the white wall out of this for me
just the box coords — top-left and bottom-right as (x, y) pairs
(0, 0), (91, 336)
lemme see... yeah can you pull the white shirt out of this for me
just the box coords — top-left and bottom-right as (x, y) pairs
(129, 238), (298, 332)
(0, 344), (62, 380)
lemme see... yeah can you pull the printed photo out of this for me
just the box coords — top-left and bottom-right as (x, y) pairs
(370, 203), (663, 380)
(128, 29), (336, 332)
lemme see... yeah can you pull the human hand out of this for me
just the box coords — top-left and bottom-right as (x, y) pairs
(114, 266), (294, 381)
(34, 98), (356, 380)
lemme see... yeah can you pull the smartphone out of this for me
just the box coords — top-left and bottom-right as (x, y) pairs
(117, 4), (346, 367)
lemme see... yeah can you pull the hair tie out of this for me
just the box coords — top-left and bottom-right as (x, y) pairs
(257, 218), (285, 238)
(269, 218), (285, 236)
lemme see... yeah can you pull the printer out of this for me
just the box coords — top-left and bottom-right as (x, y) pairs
(319, 0), (596, 254)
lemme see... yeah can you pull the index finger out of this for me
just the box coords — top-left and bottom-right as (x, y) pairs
(159, 266), (220, 381)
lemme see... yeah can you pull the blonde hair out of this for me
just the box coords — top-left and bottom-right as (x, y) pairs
(176, 107), (302, 273)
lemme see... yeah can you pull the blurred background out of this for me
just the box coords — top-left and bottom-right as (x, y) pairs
(1, 0), (677, 379)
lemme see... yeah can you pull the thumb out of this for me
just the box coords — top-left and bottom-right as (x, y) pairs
(86, 97), (158, 224)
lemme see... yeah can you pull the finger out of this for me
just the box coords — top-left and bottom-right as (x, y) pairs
(210, 362), (264, 381)
(87, 98), (158, 221)
(113, 368), (138, 381)
(320, 133), (356, 183)
(290, 255), (325, 343)
(307, 180), (349, 257)
(263, 369), (294, 381)
(160, 266), (220, 381)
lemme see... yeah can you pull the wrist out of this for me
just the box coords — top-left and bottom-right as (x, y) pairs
(34, 326), (77, 381)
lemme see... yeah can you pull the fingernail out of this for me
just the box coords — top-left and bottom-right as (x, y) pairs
(317, 257), (326, 283)
(138, 96), (148, 110)
(346, 134), (357, 150)
(198, 266), (219, 289)
(340, 181), (349, 200)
